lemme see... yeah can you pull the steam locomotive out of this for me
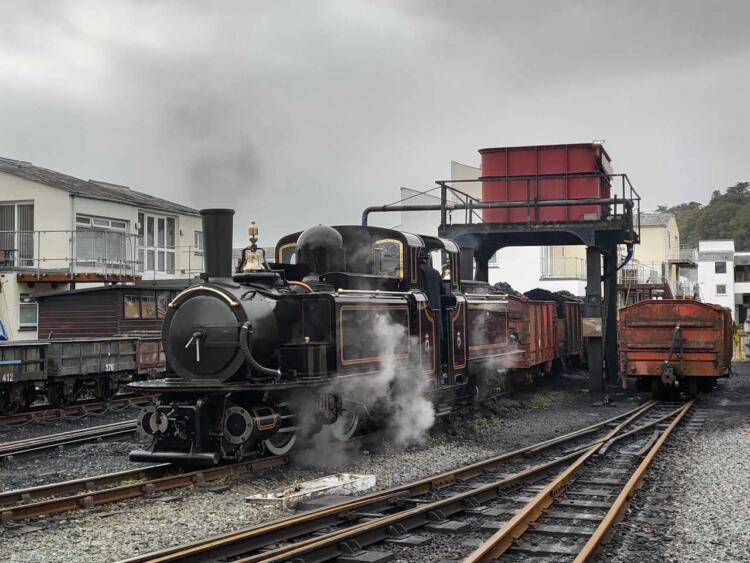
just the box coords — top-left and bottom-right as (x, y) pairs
(129, 209), (583, 465)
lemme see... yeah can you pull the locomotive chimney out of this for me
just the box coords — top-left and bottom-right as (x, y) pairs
(200, 208), (234, 278)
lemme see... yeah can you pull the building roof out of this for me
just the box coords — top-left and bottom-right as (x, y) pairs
(0, 157), (199, 216)
(639, 212), (674, 227)
(34, 281), (191, 299)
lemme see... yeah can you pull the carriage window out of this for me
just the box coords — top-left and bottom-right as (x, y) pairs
(157, 292), (170, 318)
(141, 295), (157, 318)
(372, 239), (403, 278)
(124, 295), (140, 319)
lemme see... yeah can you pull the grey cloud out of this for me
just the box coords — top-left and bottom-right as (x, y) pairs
(0, 0), (748, 246)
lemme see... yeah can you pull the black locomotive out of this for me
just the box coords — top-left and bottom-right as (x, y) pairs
(130, 209), (572, 465)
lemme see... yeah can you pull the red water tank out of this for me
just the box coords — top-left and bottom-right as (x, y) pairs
(479, 143), (613, 223)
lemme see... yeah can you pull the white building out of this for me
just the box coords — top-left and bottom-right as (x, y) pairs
(697, 240), (749, 321)
(0, 156), (204, 340)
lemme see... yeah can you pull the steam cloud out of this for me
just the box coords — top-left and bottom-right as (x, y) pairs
(289, 313), (436, 471)
(347, 313), (436, 446)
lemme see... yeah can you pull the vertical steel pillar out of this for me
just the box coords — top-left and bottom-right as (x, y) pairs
(439, 182), (447, 232)
(474, 250), (490, 282)
(602, 244), (619, 384)
(585, 246), (603, 393)
(458, 247), (475, 281)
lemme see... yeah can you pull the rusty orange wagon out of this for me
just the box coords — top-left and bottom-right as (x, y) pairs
(618, 299), (733, 397)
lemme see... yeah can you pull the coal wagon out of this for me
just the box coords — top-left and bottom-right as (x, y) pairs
(618, 299), (732, 397)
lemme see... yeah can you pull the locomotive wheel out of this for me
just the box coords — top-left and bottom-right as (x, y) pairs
(330, 401), (360, 442)
(93, 376), (119, 401)
(263, 431), (297, 456)
(263, 404), (297, 455)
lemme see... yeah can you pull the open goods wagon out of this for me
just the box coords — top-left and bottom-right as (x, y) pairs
(618, 299), (732, 397)
(0, 285), (183, 414)
(505, 295), (558, 373)
(0, 335), (164, 413)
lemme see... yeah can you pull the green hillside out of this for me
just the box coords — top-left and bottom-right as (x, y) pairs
(656, 182), (750, 250)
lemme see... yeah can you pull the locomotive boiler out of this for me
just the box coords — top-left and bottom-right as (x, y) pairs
(130, 208), (582, 465)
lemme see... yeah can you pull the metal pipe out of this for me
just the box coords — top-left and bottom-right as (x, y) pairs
(239, 322), (281, 382)
(362, 198), (633, 225)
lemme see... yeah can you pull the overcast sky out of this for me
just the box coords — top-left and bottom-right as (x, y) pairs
(1, 0), (749, 248)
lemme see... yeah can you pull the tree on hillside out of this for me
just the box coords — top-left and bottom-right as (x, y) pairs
(659, 182), (750, 249)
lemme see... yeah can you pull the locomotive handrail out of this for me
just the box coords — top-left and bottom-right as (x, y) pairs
(288, 280), (314, 293)
(168, 286), (239, 308)
(334, 288), (413, 296)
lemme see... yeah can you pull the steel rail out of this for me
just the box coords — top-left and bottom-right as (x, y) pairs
(0, 394), (155, 426)
(0, 463), (171, 508)
(464, 400), (693, 562)
(121, 400), (658, 563)
(245, 402), (660, 563)
(0, 457), (285, 525)
(573, 400), (694, 562)
(0, 420), (137, 460)
(0, 433), (379, 524)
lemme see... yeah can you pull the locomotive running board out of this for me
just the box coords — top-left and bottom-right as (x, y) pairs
(129, 449), (220, 466)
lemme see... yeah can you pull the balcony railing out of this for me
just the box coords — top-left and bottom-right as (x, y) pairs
(540, 256), (586, 280)
(0, 229), (140, 279)
(670, 245), (698, 263)
(618, 261), (665, 285)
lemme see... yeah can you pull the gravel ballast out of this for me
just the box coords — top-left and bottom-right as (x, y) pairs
(597, 362), (750, 563)
(1, 372), (642, 562)
(4, 366), (747, 563)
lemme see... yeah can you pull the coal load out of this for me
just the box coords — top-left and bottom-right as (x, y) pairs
(523, 288), (583, 316)
(491, 281), (522, 297)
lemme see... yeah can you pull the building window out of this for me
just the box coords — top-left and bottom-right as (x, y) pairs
(137, 212), (175, 274)
(194, 231), (204, 252)
(141, 294), (157, 318)
(0, 202), (34, 267)
(716, 284), (726, 295)
(124, 294), (141, 319)
(75, 214), (129, 265)
(715, 261), (726, 274)
(19, 295), (38, 331)
(157, 292), (170, 318)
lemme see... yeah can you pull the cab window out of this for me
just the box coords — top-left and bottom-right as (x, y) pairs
(372, 239), (403, 278)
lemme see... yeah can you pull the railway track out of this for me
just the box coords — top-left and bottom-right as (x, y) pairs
(0, 457), (285, 525)
(465, 400), (694, 562)
(0, 394), (155, 426)
(0, 419), (138, 461)
(112, 399), (694, 563)
(0, 433), (377, 525)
